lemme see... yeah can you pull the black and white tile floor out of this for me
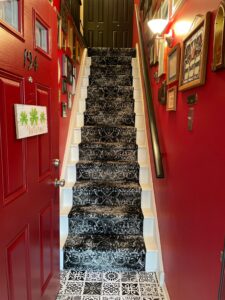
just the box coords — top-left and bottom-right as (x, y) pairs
(57, 271), (165, 300)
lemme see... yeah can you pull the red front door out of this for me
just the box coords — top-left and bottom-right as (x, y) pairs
(0, 1), (59, 299)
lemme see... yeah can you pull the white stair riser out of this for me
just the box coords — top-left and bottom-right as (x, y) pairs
(66, 165), (76, 182)
(135, 115), (145, 128)
(60, 215), (68, 238)
(141, 188), (152, 209)
(145, 251), (159, 272)
(144, 218), (154, 236)
(60, 188), (73, 209)
(140, 166), (150, 185)
(84, 67), (90, 77)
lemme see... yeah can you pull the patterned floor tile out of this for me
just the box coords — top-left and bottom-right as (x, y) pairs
(102, 283), (120, 296)
(139, 284), (159, 297)
(57, 296), (82, 300)
(121, 297), (141, 300)
(64, 282), (84, 295)
(103, 272), (120, 282)
(121, 272), (138, 282)
(138, 273), (158, 284)
(121, 283), (139, 296)
(101, 297), (121, 300)
(86, 272), (103, 282)
(83, 282), (102, 295)
(69, 271), (86, 282)
(82, 297), (100, 300)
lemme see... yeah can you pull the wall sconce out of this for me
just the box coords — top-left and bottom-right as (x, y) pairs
(148, 19), (174, 48)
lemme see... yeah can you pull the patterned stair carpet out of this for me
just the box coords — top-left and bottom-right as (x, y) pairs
(63, 47), (146, 272)
(56, 271), (165, 299)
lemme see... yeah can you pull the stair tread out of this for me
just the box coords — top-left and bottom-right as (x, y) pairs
(64, 234), (145, 251)
(88, 47), (136, 57)
(69, 205), (143, 218)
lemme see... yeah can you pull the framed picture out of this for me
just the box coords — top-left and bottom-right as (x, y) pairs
(57, 15), (62, 49)
(158, 39), (165, 77)
(143, 0), (151, 20)
(61, 1), (68, 34)
(150, 43), (154, 66)
(171, 0), (185, 17)
(67, 58), (73, 85)
(67, 92), (72, 109)
(160, 0), (169, 21)
(62, 78), (67, 94)
(212, 2), (225, 71)
(167, 86), (177, 111)
(167, 44), (181, 84)
(179, 12), (211, 91)
(62, 54), (67, 77)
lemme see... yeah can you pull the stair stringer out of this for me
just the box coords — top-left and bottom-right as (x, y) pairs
(133, 44), (165, 286)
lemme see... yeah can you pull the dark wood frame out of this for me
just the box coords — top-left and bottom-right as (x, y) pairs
(67, 57), (73, 85)
(167, 43), (181, 84)
(167, 86), (177, 111)
(62, 78), (67, 94)
(179, 12), (211, 91)
(143, 0), (152, 20)
(212, 1), (225, 71)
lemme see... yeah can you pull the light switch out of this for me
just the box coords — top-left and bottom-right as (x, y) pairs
(188, 107), (194, 131)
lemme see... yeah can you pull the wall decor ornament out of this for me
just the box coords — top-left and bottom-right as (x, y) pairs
(212, 1), (225, 71)
(166, 86), (177, 111)
(167, 43), (181, 84)
(14, 104), (48, 139)
(179, 12), (211, 91)
(158, 81), (167, 105)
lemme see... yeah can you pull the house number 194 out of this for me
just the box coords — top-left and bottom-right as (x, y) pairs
(24, 49), (38, 71)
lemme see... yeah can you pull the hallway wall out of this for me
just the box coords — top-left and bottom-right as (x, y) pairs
(133, 0), (224, 299)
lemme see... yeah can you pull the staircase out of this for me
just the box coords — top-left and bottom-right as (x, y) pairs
(60, 47), (162, 275)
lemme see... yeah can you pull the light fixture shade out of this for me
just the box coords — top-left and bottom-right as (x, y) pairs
(148, 19), (168, 35)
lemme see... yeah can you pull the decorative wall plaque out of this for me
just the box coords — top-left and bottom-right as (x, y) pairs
(212, 1), (225, 71)
(179, 12), (211, 91)
(14, 104), (48, 139)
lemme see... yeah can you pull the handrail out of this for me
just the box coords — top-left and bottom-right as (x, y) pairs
(135, 4), (164, 178)
(218, 239), (225, 300)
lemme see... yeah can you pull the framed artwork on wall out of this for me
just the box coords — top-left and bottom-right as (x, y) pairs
(212, 1), (225, 71)
(62, 54), (67, 77)
(62, 78), (67, 94)
(166, 86), (177, 111)
(158, 39), (165, 77)
(167, 43), (181, 84)
(179, 12), (211, 91)
(67, 58), (73, 85)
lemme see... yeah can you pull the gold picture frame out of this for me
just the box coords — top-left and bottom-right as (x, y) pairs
(212, 1), (225, 71)
(166, 86), (177, 111)
(167, 43), (181, 84)
(179, 12), (211, 92)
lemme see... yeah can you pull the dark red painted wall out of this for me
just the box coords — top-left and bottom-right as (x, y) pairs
(133, 1), (225, 299)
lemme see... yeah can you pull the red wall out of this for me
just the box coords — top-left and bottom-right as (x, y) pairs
(133, 1), (225, 299)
